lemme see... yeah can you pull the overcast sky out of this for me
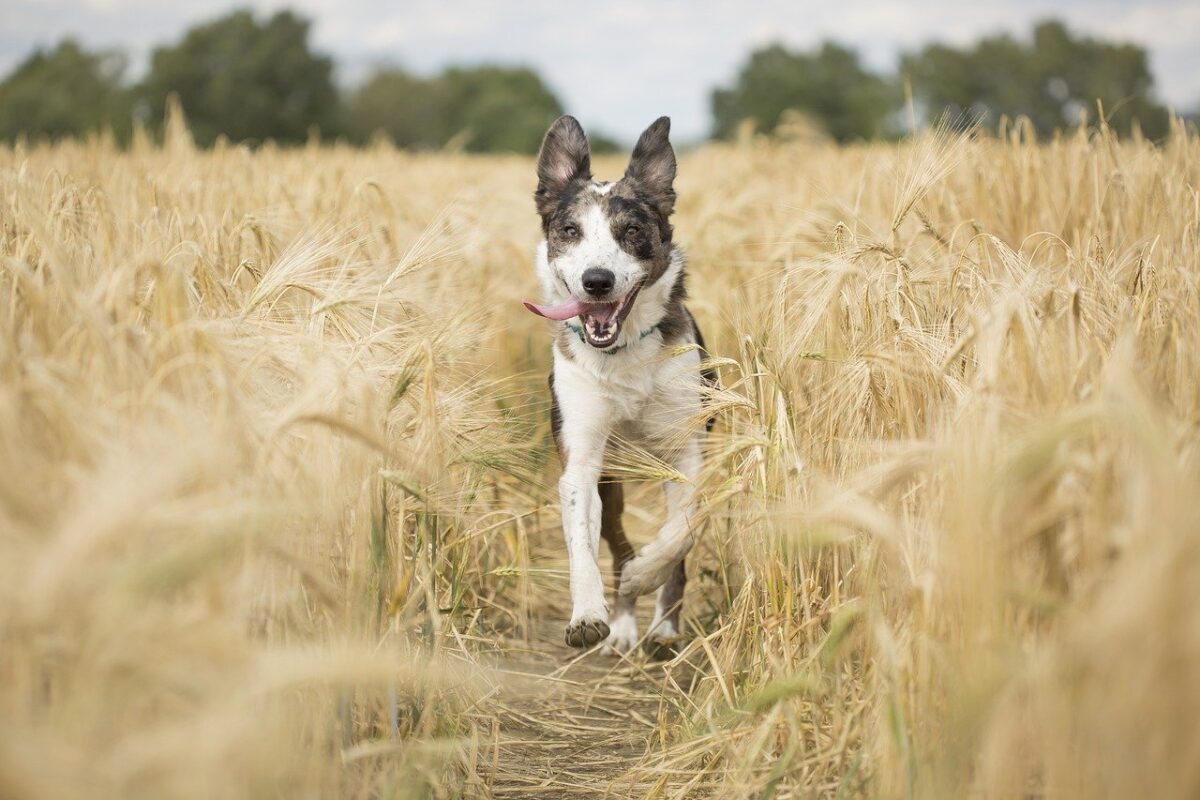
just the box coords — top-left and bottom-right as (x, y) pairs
(3, 0), (1198, 143)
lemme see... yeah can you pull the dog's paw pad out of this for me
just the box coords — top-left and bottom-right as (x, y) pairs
(564, 616), (610, 648)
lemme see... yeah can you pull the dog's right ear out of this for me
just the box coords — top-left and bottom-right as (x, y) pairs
(535, 116), (591, 216)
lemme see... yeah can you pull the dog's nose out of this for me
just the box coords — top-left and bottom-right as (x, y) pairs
(582, 268), (615, 298)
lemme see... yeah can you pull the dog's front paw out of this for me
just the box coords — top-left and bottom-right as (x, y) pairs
(564, 612), (610, 648)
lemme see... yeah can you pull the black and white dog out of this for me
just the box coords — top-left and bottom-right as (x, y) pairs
(524, 116), (714, 655)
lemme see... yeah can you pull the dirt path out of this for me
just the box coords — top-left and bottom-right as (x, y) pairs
(472, 602), (692, 798)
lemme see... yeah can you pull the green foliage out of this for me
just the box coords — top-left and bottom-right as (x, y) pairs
(0, 40), (131, 143)
(344, 69), (437, 148)
(712, 42), (899, 143)
(438, 66), (565, 153)
(139, 9), (339, 146)
(345, 65), (564, 153)
(902, 20), (1171, 139)
(0, 14), (1182, 149)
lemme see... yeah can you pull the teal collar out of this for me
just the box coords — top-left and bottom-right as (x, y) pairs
(565, 321), (661, 354)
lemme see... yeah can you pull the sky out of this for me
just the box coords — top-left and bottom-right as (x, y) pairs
(2, 0), (1198, 143)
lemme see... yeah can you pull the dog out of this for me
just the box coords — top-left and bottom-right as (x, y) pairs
(523, 115), (715, 655)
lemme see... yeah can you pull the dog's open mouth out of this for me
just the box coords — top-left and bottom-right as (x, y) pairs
(523, 283), (643, 349)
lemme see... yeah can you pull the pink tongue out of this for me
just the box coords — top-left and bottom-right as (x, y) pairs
(523, 297), (621, 323)
(522, 297), (587, 321)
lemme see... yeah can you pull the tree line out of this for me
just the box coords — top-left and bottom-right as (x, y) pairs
(714, 20), (1178, 143)
(0, 10), (1185, 151)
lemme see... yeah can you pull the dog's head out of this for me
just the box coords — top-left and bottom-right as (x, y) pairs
(527, 115), (677, 349)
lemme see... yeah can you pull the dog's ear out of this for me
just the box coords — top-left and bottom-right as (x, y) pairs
(535, 116), (591, 216)
(624, 116), (676, 218)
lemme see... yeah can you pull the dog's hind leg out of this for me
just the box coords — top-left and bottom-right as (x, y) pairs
(645, 558), (686, 658)
(597, 476), (638, 654)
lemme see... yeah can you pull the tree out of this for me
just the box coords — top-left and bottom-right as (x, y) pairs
(435, 66), (564, 153)
(345, 65), (564, 153)
(139, 9), (338, 146)
(344, 69), (439, 147)
(0, 40), (131, 143)
(711, 42), (898, 143)
(902, 20), (1171, 139)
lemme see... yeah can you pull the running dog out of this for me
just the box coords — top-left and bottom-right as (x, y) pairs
(523, 115), (714, 655)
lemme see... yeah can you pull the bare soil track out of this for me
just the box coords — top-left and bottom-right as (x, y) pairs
(475, 603), (696, 797)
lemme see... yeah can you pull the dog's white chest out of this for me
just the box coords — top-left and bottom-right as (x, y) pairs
(553, 338), (701, 450)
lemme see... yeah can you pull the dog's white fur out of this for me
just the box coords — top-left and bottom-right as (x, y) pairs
(537, 240), (705, 653)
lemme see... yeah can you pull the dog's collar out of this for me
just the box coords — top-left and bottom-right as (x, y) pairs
(564, 321), (661, 354)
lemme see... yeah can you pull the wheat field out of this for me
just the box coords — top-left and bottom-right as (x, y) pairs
(2, 109), (1199, 799)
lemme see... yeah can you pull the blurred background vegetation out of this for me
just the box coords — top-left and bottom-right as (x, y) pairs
(0, 8), (1189, 150)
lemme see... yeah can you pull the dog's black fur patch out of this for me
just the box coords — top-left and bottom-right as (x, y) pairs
(549, 370), (564, 459)
(689, 308), (718, 433)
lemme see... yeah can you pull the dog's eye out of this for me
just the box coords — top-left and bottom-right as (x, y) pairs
(561, 224), (578, 237)
(625, 224), (640, 237)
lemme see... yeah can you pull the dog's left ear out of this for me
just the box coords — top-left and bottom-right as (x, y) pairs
(625, 116), (676, 218)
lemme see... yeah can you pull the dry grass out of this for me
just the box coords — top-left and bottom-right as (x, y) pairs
(2, 112), (1199, 798)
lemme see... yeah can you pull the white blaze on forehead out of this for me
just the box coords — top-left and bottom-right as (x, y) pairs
(592, 181), (615, 196)
(574, 200), (622, 269)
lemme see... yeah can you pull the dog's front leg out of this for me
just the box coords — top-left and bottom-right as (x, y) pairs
(559, 453), (609, 646)
(555, 386), (613, 648)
